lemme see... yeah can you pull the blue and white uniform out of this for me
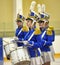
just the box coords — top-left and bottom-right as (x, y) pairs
(15, 26), (28, 46)
(40, 27), (55, 63)
(23, 27), (43, 65)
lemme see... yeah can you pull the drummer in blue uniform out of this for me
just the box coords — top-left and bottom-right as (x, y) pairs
(37, 4), (55, 65)
(22, 10), (43, 65)
(38, 11), (55, 65)
(38, 17), (55, 65)
(7, 14), (28, 60)
(14, 13), (28, 46)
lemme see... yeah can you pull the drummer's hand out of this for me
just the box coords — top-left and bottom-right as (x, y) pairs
(11, 40), (16, 43)
(23, 41), (28, 45)
(14, 37), (19, 41)
(23, 41), (33, 46)
(11, 37), (19, 43)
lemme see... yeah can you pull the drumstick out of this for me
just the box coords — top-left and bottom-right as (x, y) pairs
(17, 41), (24, 43)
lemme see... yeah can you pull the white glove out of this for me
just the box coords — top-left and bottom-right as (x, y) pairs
(22, 41), (28, 45)
(13, 37), (19, 41)
(11, 37), (19, 43)
(22, 41), (33, 46)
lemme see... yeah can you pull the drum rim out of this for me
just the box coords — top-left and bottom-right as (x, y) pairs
(4, 42), (17, 47)
(10, 46), (27, 53)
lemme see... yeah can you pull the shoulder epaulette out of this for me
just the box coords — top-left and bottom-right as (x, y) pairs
(34, 28), (41, 35)
(22, 26), (29, 32)
(46, 28), (52, 35)
(49, 26), (54, 31)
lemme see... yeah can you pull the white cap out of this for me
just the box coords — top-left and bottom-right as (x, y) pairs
(43, 19), (49, 23)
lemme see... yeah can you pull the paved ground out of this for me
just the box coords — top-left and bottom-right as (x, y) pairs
(3, 58), (60, 65)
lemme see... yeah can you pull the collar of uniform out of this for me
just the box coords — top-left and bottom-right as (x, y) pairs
(18, 26), (23, 29)
(29, 28), (35, 31)
(40, 28), (46, 32)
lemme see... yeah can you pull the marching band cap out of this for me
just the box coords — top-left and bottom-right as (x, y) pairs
(16, 13), (25, 22)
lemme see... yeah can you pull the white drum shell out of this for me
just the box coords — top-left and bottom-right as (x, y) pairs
(10, 47), (30, 65)
(4, 42), (17, 55)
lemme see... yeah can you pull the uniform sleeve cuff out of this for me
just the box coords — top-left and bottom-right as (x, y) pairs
(28, 41), (34, 46)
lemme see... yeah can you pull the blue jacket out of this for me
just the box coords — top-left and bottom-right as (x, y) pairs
(40, 26), (55, 52)
(15, 26), (28, 46)
(23, 28), (42, 58)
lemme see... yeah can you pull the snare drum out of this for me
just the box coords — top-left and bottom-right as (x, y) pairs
(4, 42), (17, 56)
(10, 47), (30, 65)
